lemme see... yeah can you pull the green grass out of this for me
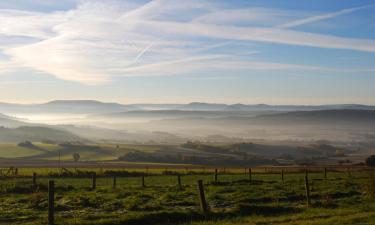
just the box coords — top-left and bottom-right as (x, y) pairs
(0, 142), (173, 161)
(0, 142), (64, 158)
(0, 170), (374, 225)
(0, 143), (43, 158)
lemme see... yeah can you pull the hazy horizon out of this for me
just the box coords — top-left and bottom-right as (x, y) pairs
(1, 99), (375, 106)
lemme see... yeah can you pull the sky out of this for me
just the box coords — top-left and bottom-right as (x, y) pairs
(0, 0), (375, 105)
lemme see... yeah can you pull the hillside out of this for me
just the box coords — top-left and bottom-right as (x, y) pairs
(0, 126), (84, 143)
(144, 109), (375, 128)
(0, 113), (28, 128)
(250, 109), (375, 126)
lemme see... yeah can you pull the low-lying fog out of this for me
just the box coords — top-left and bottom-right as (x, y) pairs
(13, 113), (89, 124)
(1, 101), (375, 151)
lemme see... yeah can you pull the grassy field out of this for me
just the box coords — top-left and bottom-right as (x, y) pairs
(0, 143), (45, 158)
(0, 170), (374, 225)
(0, 143), (172, 162)
(0, 143), (133, 161)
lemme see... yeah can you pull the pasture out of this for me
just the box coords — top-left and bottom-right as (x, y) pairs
(0, 143), (176, 162)
(0, 168), (374, 225)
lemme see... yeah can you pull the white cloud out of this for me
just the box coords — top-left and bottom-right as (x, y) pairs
(0, 0), (374, 84)
(193, 8), (299, 26)
(133, 20), (375, 52)
(0, 9), (65, 39)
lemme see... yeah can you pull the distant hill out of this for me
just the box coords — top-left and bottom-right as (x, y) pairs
(92, 110), (267, 120)
(1, 100), (374, 115)
(142, 109), (375, 130)
(0, 100), (139, 114)
(43, 100), (131, 109)
(0, 126), (84, 142)
(250, 109), (375, 126)
(173, 102), (375, 111)
(177, 102), (228, 111)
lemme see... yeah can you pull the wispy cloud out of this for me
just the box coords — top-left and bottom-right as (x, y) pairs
(278, 4), (375, 28)
(0, 0), (374, 84)
(193, 7), (298, 26)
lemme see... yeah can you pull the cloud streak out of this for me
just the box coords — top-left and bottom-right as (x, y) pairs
(278, 4), (375, 29)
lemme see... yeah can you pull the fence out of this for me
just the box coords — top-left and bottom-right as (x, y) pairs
(0, 166), (373, 225)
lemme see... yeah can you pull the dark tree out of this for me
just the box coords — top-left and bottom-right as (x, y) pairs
(73, 153), (80, 162)
(366, 155), (375, 167)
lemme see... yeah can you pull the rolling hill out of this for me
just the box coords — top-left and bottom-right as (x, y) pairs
(0, 113), (28, 127)
(0, 100), (139, 115)
(244, 109), (375, 127)
(0, 126), (85, 142)
(144, 109), (375, 127)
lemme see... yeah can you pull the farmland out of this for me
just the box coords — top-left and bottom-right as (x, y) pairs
(0, 140), (361, 169)
(0, 107), (374, 225)
(0, 168), (374, 225)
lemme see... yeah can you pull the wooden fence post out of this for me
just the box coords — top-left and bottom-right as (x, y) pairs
(48, 180), (55, 225)
(92, 172), (96, 190)
(324, 167), (327, 179)
(281, 169), (284, 182)
(197, 180), (208, 213)
(248, 168), (252, 183)
(142, 175), (145, 187)
(32, 172), (37, 188)
(113, 175), (117, 189)
(214, 169), (218, 183)
(347, 167), (351, 178)
(177, 174), (182, 190)
(305, 170), (311, 207)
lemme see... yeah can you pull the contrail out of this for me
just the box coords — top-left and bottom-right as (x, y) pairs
(132, 41), (158, 64)
(278, 4), (375, 29)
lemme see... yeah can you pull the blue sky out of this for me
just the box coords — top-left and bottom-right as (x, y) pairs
(0, 0), (374, 104)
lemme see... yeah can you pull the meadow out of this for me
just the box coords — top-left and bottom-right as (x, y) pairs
(0, 168), (374, 225)
(0, 142), (177, 162)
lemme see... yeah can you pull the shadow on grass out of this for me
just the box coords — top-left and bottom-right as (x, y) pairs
(1, 182), (74, 194)
(234, 203), (301, 216)
(79, 204), (301, 225)
(210, 179), (276, 186)
(237, 195), (305, 204)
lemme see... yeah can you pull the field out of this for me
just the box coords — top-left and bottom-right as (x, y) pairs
(0, 141), (362, 169)
(0, 143), (183, 162)
(0, 168), (374, 225)
(0, 143), (125, 161)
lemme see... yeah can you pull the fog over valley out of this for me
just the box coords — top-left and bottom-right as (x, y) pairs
(1, 100), (374, 149)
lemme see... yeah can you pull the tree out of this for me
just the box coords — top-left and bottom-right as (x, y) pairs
(366, 155), (375, 167)
(73, 153), (80, 162)
(18, 140), (35, 148)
